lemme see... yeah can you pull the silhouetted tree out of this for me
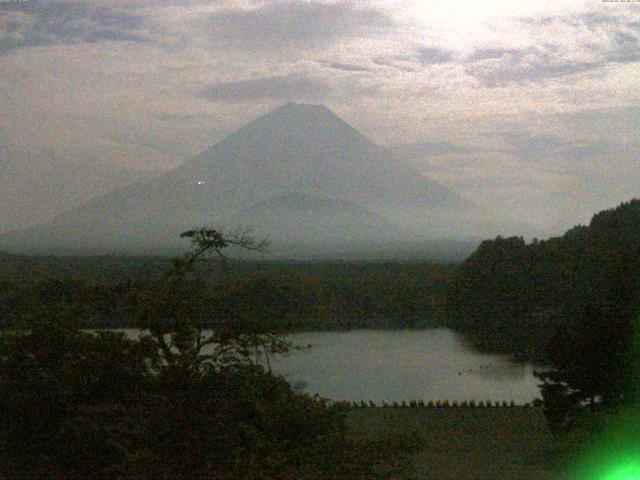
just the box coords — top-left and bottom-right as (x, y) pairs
(535, 300), (639, 433)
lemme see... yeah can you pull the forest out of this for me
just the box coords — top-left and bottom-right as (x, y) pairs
(0, 255), (452, 332)
(446, 199), (640, 362)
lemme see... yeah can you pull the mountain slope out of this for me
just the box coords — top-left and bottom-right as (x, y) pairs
(240, 192), (400, 244)
(0, 147), (154, 234)
(0, 103), (493, 256)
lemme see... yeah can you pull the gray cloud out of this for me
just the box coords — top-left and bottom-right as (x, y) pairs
(320, 61), (372, 72)
(0, 0), (148, 53)
(466, 45), (600, 87)
(500, 131), (574, 160)
(609, 30), (640, 63)
(498, 130), (635, 165)
(390, 141), (471, 160)
(468, 48), (519, 62)
(201, 1), (392, 51)
(519, 11), (623, 28)
(371, 47), (452, 72)
(552, 106), (640, 136)
(371, 55), (416, 71)
(466, 13), (640, 87)
(416, 46), (453, 65)
(198, 74), (332, 103)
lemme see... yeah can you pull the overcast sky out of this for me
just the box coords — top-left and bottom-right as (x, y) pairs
(1, 0), (639, 234)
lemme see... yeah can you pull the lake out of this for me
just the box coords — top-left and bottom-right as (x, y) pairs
(119, 328), (543, 404)
(270, 329), (543, 405)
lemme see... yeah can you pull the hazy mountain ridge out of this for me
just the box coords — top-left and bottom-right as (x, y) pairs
(0, 147), (155, 233)
(0, 103), (510, 258)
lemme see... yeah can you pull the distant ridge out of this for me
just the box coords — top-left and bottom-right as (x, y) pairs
(0, 103), (509, 258)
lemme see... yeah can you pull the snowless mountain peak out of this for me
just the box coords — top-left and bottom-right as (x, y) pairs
(0, 103), (512, 257)
(222, 102), (367, 147)
(272, 102), (336, 117)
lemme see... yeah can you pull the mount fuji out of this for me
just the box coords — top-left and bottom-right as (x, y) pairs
(0, 103), (505, 258)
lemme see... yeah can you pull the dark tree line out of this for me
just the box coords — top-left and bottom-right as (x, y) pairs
(1, 261), (452, 332)
(447, 199), (640, 363)
(447, 199), (640, 439)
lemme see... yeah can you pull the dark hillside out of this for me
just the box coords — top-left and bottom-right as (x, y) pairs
(447, 199), (640, 361)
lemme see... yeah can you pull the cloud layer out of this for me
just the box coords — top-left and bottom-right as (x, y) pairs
(199, 74), (332, 103)
(198, 1), (393, 52)
(465, 13), (640, 86)
(0, 0), (148, 53)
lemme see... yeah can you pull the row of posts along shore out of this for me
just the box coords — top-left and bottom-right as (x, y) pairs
(339, 399), (542, 408)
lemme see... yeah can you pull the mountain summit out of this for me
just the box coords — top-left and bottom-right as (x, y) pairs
(0, 104), (494, 257)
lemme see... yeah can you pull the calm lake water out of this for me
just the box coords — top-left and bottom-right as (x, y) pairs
(270, 329), (543, 405)
(120, 328), (543, 404)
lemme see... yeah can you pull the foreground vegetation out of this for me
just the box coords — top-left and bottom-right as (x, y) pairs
(0, 229), (422, 479)
(348, 407), (553, 480)
(448, 199), (640, 478)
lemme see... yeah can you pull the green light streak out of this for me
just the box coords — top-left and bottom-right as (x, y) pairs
(560, 312), (640, 480)
(602, 462), (640, 480)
